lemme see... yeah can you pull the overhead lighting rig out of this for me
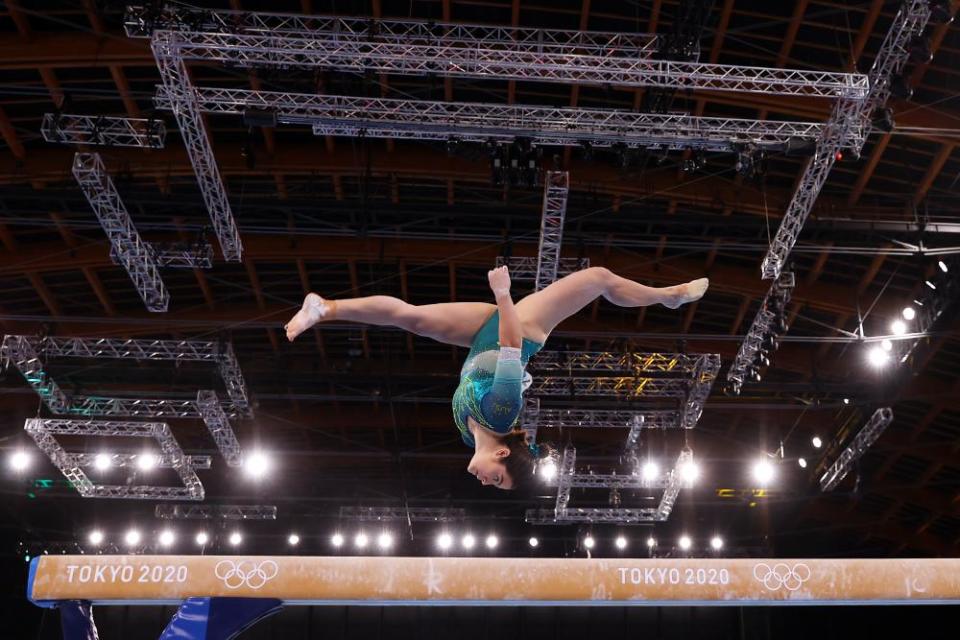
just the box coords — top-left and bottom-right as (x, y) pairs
(819, 407), (894, 492)
(726, 272), (795, 395)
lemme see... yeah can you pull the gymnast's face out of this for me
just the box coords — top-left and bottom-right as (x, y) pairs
(467, 448), (514, 490)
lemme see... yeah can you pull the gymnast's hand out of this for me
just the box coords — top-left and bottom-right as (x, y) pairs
(488, 265), (512, 298)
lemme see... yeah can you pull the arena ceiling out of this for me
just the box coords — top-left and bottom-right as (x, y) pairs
(0, 0), (959, 565)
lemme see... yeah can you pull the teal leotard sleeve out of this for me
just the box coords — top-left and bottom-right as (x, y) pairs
(478, 350), (524, 431)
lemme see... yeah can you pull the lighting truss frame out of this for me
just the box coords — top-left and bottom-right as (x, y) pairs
(42, 113), (166, 148)
(195, 390), (243, 467)
(67, 453), (211, 469)
(109, 241), (215, 270)
(727, 272), (795, 386)
(23, 418), (204, 501)
(820, 407), (894, 492)
(534, 171), (570, 291)
(760, 0), (932, 280)
(338, 506), (467, 523)
(72, 152), (169, 312)
(155, 504), (277, 520)
(495, 257), (589, 281)
(0, 336), (251, 439)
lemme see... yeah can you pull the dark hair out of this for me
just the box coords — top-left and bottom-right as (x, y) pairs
(500, 429), (556, 492)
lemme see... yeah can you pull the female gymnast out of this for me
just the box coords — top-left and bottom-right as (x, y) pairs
(285, 266), (708, 491)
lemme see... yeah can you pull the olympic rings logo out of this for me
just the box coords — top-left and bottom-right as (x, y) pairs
(214, 560), (279, 590)
(752, 562), (811, 592)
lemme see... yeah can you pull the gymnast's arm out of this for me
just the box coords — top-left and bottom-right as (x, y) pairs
(488, 266), (521, 349)
(480, 266), (524, 430)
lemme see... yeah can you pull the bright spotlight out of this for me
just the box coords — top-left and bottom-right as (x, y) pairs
(615, 536), (628, 550)
(462, 534), (476, 549)
(891, 320), (907, 336)
(925, 280), (936, 290)
(528, 537), (539, 548)
(539, 460), (557, 481)
(137, 453), (158, 471)
(94, 453), (112, 471)
(158, 529), (175, 548)
(798, 457), (808, 469)
(646, 537), (656, 548)
(881, 339), (893, 352)
(938, 260), (948, 273)
(195, 531), (209, 546)
(582, 535), (595, 549)
(354, 533), (369, 549)
(485, 534), (499, 549)
(124, 529), (141, 547)
(243, 451), (271, 479)
(330, 533), (344, 548)
(812, 436), (823, 449)
(437, 532), (453, 550)
(867, 345), (890, 368)
(710, 536), (724, 550)
(88, 530), (104, 546)
(288, 533), (300, 547)
(752, 459), (775, 485)
(228, 532), (242, 546)
(377, 532), (393, 550)
(641, 461), (660, 482)
(678, 535), (692, 551)
(843, 398), (851, 405)
(902, 306), (916, 321)
(679, 460), (700, 484)
(9, 450), (31, 472)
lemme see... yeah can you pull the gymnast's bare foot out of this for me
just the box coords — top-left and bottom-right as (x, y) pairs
(285, 293), (333, 341)
(663, 278), (709, 309)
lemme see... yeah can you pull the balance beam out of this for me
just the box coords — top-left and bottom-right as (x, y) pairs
(29, 555), (960, 607)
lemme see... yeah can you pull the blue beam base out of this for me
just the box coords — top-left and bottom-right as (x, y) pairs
(58, 600), (98, 640)
(159, 597), (283, 640)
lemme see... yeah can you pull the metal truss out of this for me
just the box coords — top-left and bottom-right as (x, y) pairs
(155, 87), (835, 151)
(155, 504), (277, 520)
(126, 6), (662, 58)
(145, 26), (866, 99)
(530, 375), (688, 398)
(195, 390), (243, 467)
(727, 272), (794, 386)
(339, 506), (466, 523)
(761, 0), (932, 280)
(150, 32), (242, 262)
(42, 113), (166, 148)
(0, 335), (70, 414)
(526, 447), (693, 524)
(72, 152), (169, 312)
(23, 418), (204, 501)
(67, 453), (211, 469)
(533, 351), (715, 374)
(19, 336), (251, 417)
(109, 241), (214, 269)
(535, 408), (680, 430)
(495, 257), (589, 281)
(681, 351), (721, 429)
(820, 407), (894, 492)
(535, 172), (570, 291)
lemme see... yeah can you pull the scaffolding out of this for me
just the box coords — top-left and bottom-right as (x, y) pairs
(42, 113), (166, 148)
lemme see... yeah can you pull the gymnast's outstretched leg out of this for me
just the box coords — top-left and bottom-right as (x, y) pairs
(515, 266), (708, 343)
(284, 293), (495, 348)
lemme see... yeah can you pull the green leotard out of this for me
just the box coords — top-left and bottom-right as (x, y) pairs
(452, 311), (543, 447)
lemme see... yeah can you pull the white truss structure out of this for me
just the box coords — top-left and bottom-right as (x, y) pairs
(727, 272), (794, 386)
(72, 153), (169, 312)
(196, 390), (243, 467)
(150, 34), (242, 262)
(761, 0), (933, 280)
(112, 241), (214, 269)
(535, 172), (570, 291)
(155, 503), (277, 520)
(338, 506), (467, 522)
(526, 447), (693, 524)
(23, 418), (204, 501)
(495, 257), (589, 281)
(820, 407), (894, 492)
(534, 408), (680, 430)
(67, 453), (211, 469)
(42, 113), (166, 148)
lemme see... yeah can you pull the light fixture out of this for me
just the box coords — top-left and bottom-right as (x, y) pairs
(528, 537), (539, 548)
(88, 530), (104, 546)
(137, 453), (158, 471)
(288, 533), (300, 547)
(798, 457), (808, 469)
(881, 339), (893, 352)
(752, 459), (775, 485)
(679, 460), (700, 484)
(195, 531), (209, 546)
(646, 537), (656, 548)
(158, 529), (175, 548)
(582, 535), (595, 549)
(228, 531), (242, 546)
(812, 436), (823, 449)
(437, 532), (453, 550)
(243, 451), (271, 479)
(867, 345), (890, 368)
(330, 532), (344, 548)
(925, 280), (937, 290)
(354, 532), (369, 549)
(938, 260), (949, 273)
(124, 529), (141, 547)
(641, 461), (659, 482)
(9, 450), (31, 472)
(615, 536), (628, 550)
(710, 536), (724, 550)
(539, 459), (557, 481)
(891, 320), (907, 336)
(94, 453), (112, 471)
(843, 397), (851, 405)
(902, 306), (916, 320)
(461, 533), (476, 550)
(377, 532), (393, 550)
(678, 535), (692, 551)
(485, 534), (498, 549)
